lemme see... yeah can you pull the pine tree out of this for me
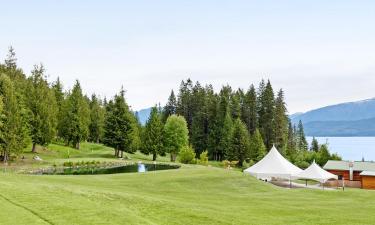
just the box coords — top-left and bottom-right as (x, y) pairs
(274, 89), (288, 155)
(27, 64), (58, 152)
(0, 74), (29, 163)
(258, 80), (275, 149)
(162, 90), (177, 122)
(4, 46), (17, 70)
(229, 118), (250, 166)
(110, 89), (138, 157)
(163, 115), (189, 162)
(88, 94), (105, 143)
(52, 77), (65, 139)
(310, 137), (319, 152)
(297, 120), (308, 151)
(249, 129), (266, 162)
(176, 79), (193, 133)
(62, 80), (90, 149)
(190, 82), (208, 156)
(231, 90), (242, 119)
(214, 86), (232, 160)
(206, 86), (220, 160)
(220, 110), (234, 160)
(242, 85), (257, 135)
(103, 100), (116, 152)
(286, 120), (297, 158)
(142, 106), (164, 161)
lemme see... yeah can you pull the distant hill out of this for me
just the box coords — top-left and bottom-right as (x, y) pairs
(304, 117), (375, 137)
(135, 108), (152, 125)
(292, 98), (375, 136)
(291, 98), (375, 124)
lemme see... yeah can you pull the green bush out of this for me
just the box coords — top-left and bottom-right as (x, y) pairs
(295, 160), (309, 169)
(178, 146), (196, 164)
(63, 161), (73, 167)
(222, 160), (239, 169)
(198, 151), (208, 166)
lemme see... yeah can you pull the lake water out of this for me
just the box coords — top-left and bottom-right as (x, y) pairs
(306, 137), (375, 161)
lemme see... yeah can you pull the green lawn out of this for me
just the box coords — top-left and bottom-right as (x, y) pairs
(0, 143), (374, 224)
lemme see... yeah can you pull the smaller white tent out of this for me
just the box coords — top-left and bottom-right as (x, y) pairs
(293, 160), (338, 183)
(244, 145), (302, 180)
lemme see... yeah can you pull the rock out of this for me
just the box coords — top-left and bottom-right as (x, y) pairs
(33, 155), (42, 161)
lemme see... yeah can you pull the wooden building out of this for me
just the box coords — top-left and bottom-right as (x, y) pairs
(360, 171), (375, 189)
(323, 160), (375, 189)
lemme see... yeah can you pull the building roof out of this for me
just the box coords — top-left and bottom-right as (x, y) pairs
(323, 160), (375, 172)
(293, 161), (338, 183)
(360, 171), (375, 176)
(244, 146), (302, 179)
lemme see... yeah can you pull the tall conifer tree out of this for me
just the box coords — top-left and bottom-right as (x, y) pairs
(242, 85), (257, 135)
(62, 80), (90, 149)
(258, 80), (275, 149)
(142, 106), (164, 160)
(88, 94), (105, 143)
(229, 118), (250, 166)
(162, 90), (177, 122)
(0, 74), (29, 162)
(28, 64), (58, 152)
(274, 89), (288, 154)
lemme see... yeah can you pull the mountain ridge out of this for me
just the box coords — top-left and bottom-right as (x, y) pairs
(292, 97), (375, 136)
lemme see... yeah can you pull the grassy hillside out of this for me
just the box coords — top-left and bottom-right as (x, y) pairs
(0, 143), (374, 225)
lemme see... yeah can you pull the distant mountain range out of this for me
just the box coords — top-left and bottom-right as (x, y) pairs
(291, 98), (375, 136)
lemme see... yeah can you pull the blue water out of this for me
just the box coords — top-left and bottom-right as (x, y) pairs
(306, 137), (375, 161)
(138, 163), (146, 173)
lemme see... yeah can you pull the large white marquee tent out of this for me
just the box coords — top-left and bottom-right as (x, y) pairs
(244, 146), (302, 180)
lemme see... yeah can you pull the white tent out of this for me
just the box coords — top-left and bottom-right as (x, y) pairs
(244, 146), (302, 180)
(293, 160), (338, 183)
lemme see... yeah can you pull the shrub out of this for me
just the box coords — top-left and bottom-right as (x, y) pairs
(178, 146), (196, 164)
(198, 151), (209, 166)
(295, 160), (309, 169)
(223, 160), (239, 169)
(242, 161), (250, 170)
(63, 161), (73, 167)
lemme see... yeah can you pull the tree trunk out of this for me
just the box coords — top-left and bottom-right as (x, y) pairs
(121, 151), (123, 158)
(3, 151), (8, 164)
(171, 153), (176, 162)
(114, 149), (118, 157)
(76, 142), (80, 150)
(32, 143), (37, 153)
(153, 153), (157, 161)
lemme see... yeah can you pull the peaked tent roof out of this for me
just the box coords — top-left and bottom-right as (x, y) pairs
(294, 161), (338, 183)
(244, 146), (302, 179)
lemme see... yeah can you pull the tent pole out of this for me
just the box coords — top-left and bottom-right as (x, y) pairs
(305, 180), (307, 187)
(289, 176), (291, 188)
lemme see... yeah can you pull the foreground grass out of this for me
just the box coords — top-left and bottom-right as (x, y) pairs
(0, 143), (374, 224)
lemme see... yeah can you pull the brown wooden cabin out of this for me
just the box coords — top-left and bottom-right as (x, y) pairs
(323, 160), (375, 190)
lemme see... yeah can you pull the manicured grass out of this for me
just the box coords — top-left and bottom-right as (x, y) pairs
(0, 143), (374, 224)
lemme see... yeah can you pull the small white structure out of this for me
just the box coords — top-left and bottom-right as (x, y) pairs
(244, 146), (302, 180)
(293, 160), (338, 183)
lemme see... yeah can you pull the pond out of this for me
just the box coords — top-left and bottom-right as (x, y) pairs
(39, 163), (180, 175)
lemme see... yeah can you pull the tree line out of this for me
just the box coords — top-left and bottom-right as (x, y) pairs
(0, 47), (340, 167)
(155, 79), (341, 167)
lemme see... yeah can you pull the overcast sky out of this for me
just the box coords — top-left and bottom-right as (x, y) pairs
(1, 0), (375, 113)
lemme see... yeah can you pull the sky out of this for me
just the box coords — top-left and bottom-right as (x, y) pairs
(1, 0), (375, 113)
